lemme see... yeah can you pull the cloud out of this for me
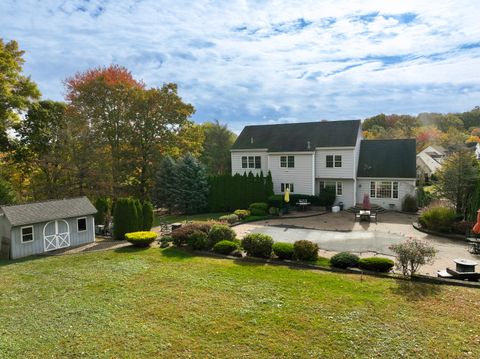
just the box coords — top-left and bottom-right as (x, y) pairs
(1, 0), (480, 133)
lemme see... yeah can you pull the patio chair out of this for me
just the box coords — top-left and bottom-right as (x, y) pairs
(158, 221), (170, 234)
(369, 211), (378, 224)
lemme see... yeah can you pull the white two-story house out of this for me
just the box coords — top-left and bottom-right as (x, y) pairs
(231, 120), (416, 210)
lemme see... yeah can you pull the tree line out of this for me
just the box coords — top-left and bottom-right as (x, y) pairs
(0, 39), (236, 204)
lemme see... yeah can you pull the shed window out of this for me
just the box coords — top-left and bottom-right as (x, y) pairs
(77, 217), (87, 232)
(21, 226), (34, 243)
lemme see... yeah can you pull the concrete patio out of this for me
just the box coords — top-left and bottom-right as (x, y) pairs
(233, 211), (479, 276)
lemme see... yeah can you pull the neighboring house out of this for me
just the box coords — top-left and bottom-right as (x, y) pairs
(231, 120), (417, 210)
(0, 197), (97, 260)
(416, 145), (446, 180)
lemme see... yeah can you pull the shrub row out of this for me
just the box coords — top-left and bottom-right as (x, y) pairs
(171, 222), (237, 251)
(330, 252), (393, 272)
(113, 198), (154, 240)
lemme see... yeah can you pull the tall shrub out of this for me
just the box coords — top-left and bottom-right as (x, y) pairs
(390, 238), (437, 276)
(153, 156), (177, 211)
(113, 198), (138, 240)
(133, 199), (143, 231)
(142, 201), (154, 230)
(94, 197), (110, 226)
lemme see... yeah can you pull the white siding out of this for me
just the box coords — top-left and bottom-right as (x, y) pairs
(316, 179), (355, 208)
(231, 151), (268, 176)
(356, 179), (416, 210)
(269, 153), (314, 195)
(315, 148), (355, 178)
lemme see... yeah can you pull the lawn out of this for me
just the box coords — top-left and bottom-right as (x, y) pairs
(1, 248), (479, 358)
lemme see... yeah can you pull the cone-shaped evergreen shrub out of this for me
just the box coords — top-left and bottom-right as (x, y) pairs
(142, 201), (154, 230)
(113, 198), (138, 240)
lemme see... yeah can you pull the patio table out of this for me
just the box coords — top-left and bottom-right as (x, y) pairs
(296, 202), (311, 211)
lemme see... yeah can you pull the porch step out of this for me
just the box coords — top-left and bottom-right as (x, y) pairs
(345, 204), (388, 213)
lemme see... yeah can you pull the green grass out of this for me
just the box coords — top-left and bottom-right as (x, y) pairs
(1, 248), (479, 358)
(153, 212), (229, 226)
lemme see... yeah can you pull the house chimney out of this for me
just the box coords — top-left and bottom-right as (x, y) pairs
(307, 141), (311, 150)
(251, 137), (254, 144)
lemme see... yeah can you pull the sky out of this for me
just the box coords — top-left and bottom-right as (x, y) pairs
(1, 0), (480, 133)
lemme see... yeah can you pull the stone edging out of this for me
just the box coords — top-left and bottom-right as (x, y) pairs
(191, 249), (480, 289)
(412, 222), (468, 242)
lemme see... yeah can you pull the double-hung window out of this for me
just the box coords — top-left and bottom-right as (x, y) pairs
(370, 181), (399, 199)
(319, 181), (343, 196)
(280, 156), (295, 168)
(242, 156), (261, 169)
(281, 183), (294, 192)
(77, 217), (87, 232)
(21, 226), (34, 243)
(326, 155), (342, 168)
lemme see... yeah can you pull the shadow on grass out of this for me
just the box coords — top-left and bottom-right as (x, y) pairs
(160, 247), (195, 260)
(113, 245), (151, 254)
(391, 279), (442, 301)
(0, 255), (45, 267)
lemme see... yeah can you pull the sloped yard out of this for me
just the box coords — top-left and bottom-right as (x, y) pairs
(1, 248), (479, 358)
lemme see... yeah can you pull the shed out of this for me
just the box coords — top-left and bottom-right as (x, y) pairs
(0, 197), (97, 260)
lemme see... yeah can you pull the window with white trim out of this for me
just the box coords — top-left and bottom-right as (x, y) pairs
(370, 181), (399, 199)
(319, 181), (343, 196)
(335, 155), (342, 167)
(241, 156), (247, 168)
(326, 155), (342, 168)
(326, 155), (333, 168)
(248, 156), (254, 168)
(242, 156), (261, 169)
(254, 156), (261, 169)
(21, 226), (34, 243)
(280, 156), (294, 168)
(77, 217), (87, 232)
(281, 183), (294, 192)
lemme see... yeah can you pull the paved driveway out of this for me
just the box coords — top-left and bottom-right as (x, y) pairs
(233, 211), (479, 276)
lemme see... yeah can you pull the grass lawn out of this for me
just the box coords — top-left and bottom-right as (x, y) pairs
(153, 212), (229, 226)
(1, 248), (480, 358)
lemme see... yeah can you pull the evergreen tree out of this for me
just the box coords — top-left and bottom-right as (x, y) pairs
(265, 171), (274, 197)
(174, 153), (209, 214)
(153, 156), (177, 212)
(133, 199), (143, 231)
(94, 197), (110, 226)
(113, 198), (137, 240)
(142, 200), (154, 230)
(0, 177), (16, 205)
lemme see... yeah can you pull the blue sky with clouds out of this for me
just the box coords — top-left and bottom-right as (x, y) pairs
(2, 0), (480, 132)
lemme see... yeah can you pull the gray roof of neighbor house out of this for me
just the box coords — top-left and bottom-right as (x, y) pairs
(0, 197), (97, 227)
(231, 120), (361, 151)
(357, 139), (417, 178)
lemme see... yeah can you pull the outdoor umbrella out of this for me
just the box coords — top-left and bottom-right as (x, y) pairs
(362, 193), (371, 210)
(284, 188), (290, 203)
(472, 209), (480, 234)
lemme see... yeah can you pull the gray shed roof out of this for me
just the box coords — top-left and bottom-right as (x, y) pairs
(231, 120), (361, 152)
(0, 197), (97, 227)
(357, 139), (417, 178)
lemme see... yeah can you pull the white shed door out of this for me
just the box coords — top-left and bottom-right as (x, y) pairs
(43, 220), (70, 252)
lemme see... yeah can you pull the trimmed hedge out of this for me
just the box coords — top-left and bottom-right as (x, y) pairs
(330, 252), (360, 269)
(113, 198), (140, 240)
(249, 202), (269, 216)
(419, 206), (456, 233)
(142, 201), (154, 230)
(125, 231), (157, 247)
(219, 214), (239, 224)
(208, 224), (236, 246)
(293, 240), (319, 261)
(241, 233), (273, 258)
(213, 240), (238, 255)
(358, 257), (394, 272)
(171, 222), (215, 247)
(233, 209), (250, 219)
(273, 242), (294, 260)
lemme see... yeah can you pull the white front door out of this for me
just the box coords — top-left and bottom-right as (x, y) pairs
(43, 220), (70, 252)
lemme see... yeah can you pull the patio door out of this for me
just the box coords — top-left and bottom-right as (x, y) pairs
(43, 220), (70, 252)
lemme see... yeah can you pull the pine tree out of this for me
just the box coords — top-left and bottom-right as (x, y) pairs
(113, 198), (137, 240)
(133, 199), (143, 231)
(142, 200), (154, 230)
(265, 171), (274, 198)
(175, 153), (209, 214)
(153, 156), (177, 212)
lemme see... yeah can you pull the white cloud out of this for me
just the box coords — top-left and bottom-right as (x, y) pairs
(1, 0), (480, 130)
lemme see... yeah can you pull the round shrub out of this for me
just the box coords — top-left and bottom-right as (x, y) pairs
(219, 214), (239, 224)
(171, 222), (215, 247)
(358, 257), (394, 272)
(160, 235), (172, 248)
(402, 194), (418, 213)
(241, 233), (273, 258)
(293, 240), (319, 261)
(233, 209), (250, 220)
(125, 231), (157, 247)
(273, 242), (294, 260)
(269, 207), (280, 216)
(208, 224), (237, 246)
(187, 230), (209, 250)
(330, 252), (360, 269)
(213, 240), (238, 255)
(248, 202), (269, 216)
(419, 206), (456, 232)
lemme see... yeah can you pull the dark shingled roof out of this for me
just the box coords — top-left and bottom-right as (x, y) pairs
(357, 139), (417, 178)
(231, 120), (361, 151)
(0, 197), (97, 227)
